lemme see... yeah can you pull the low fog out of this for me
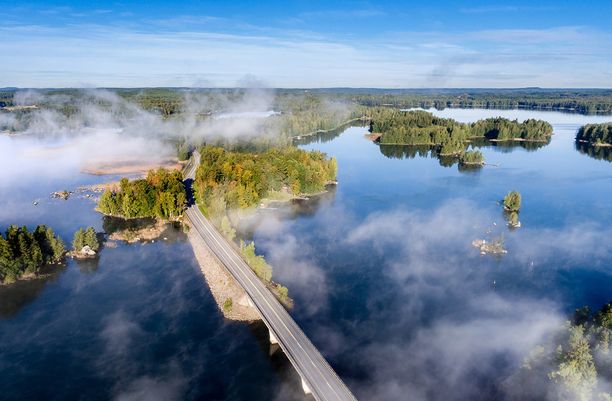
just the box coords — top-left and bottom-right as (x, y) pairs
(1, 87), (281, 191)
(249, 199), (610, 401)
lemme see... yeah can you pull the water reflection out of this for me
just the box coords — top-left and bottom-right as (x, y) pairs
(575, 141), (612, 162)
(378, 144), (433, 160)
(0, 268), (64, 318)
(102, 216), (185, 244)
(293, 123), (369, 146)
(377, 137), (551, 172)
(469, 137), (551, 152)
(74, 256), (101, 273)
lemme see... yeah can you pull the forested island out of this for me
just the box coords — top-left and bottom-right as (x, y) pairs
(71, 227), (101, 258)
(0, 225), (65, 284)
(508, 302), (612, 401)
(194, 145), (337, 212)
(98, 169), (186, 219)
(368, 109), (552, 157)
(576, 123), (612, 146)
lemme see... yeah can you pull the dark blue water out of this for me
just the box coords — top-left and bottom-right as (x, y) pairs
(1, 108), (611, 401)
(0, 136), (310, 401)
(249, 109), (612, 401)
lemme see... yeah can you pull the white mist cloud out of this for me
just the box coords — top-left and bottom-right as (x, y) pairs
(334, 199), (609, 400)
(114, 372), (186, 401)
(0, 88), (284, 192)
(357, 295), (562, 401)
(244, 213), (331, 316)
(100, 310), (144, 356)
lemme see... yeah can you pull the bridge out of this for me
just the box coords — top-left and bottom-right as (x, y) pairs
(184, 152), (357, 401)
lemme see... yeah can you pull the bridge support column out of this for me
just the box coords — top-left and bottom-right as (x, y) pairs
(269, 329), (278, 345)
(301, 377), (312, 395)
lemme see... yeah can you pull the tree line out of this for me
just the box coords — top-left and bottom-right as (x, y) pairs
(98, 168), (186, 220)
(0, 225), (65, 284)
(369, 109), (552, 156)
(325, 88), (612, 115)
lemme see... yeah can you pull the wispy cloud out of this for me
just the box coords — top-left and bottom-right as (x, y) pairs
(460, 5), (556, 14)
(0, 21), (610, 87)
(299, 8), (386, 19)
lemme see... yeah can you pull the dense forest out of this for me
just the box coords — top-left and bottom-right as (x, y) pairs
(369, 109), (552, 156)
(98, 169), (186, 219)
(508, 302), (612, 401)
(0, 225), (65, 284)
(193, 145), (337, 212)
(576, 123), (612, 146)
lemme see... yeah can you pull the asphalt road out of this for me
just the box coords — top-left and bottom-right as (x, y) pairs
(184, 152), (357, 401)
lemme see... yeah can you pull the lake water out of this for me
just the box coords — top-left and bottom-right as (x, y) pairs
(1, 108), (611, 401)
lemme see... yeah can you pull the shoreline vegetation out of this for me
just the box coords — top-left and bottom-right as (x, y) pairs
(0, 225), (65, 284)
(370, 109), (553, 145)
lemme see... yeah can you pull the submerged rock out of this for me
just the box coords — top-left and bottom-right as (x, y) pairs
(472, 238), (507, 255)
(51, 190), (71, 200)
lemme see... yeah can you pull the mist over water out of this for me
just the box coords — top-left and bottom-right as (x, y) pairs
(0, 88), (282, 191)
(248, 109), (612, 401)
(1, 108), (611, 401)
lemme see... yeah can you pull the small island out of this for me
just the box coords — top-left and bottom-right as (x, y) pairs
(194, 146), (337, 213)
(575, 122), (612, 147)
(503, 190), (522, 228)
(460, 150), (485, 166)
(69, 227), (101, 258)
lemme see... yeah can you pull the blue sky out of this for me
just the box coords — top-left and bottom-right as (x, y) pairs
(1, 0), (611, 88)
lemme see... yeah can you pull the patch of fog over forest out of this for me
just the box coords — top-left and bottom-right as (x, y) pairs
(0, 88), (284, 189)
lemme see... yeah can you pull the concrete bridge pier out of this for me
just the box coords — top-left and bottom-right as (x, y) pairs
(301, 377), (312, 395)
(269, 329), (279, 345)
(267, 327), (280, 355)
